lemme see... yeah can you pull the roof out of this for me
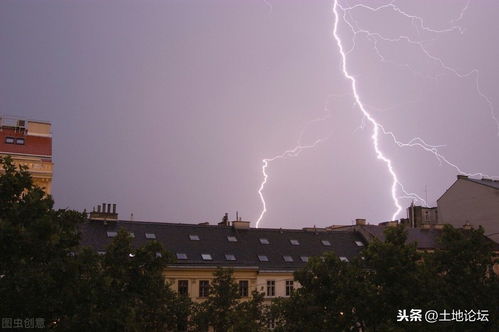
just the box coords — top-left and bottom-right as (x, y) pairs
(437, 175), (499, 203)
(354, 224), (499, 250)
(357, 225), (443, 249)
(79, 220), (367, 271)
(465, 177), (499, 190)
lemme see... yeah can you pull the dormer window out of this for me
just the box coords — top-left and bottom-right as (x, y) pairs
(189, 234), (200, 241)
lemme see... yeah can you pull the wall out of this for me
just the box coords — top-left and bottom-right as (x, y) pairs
(438, 179), (499, 241)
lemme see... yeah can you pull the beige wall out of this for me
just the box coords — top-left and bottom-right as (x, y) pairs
(438, 179), (499, 241)
(164, 267), (296, 303)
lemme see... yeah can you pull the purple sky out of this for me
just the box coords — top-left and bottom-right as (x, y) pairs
(1, 0), (498, 229)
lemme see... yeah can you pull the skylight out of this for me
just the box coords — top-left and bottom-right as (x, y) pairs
(201, 254), (213, 261)
(227, 236), (237, 242)
(189, 234), (200, 241)
(176, 253), (188, 260)
(300, 256), (309, 262)
(290, 239), (300, 246)
(355, 241), (364, 247)
(258, 255), (269, 262)
(106, 231), (117, 238)
(321, 240), (331, 246)
(259, 238), (270, 245)
(283, 255), (294, 262)
(225, 254), (236, 261)
(145, 233), (156, 239)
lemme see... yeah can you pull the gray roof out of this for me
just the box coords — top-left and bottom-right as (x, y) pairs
(465, 177), (499, 190)
(358, 225), (443, 249)
(79, 220), (367, 271)
(355, 224), (499, 250)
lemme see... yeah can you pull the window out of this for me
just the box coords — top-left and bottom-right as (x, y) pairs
(227, 235), (237, 242)
(258, 255), (269, 262)
(285, 280), (294, 296)
(189, 234), (200, 241)
(201, 254), (212, 261)
(178, 280), (189, 296)
(199, 280), (210, 297)
(15, 138), (25, 145)
(106, 231), (117, 238)
(4, 137), (14, 144)
(321, 240), (331, 246)
(266, 280), (275, 297)
(239, 280), (249, 297)
(283, 255), (294, 262)
(300, 256), (309, 262)
(225, 254), (236, 261)
(176, 253), (188, 260)
(145, 233), (156, 239)
(97, 251), (106, 255)
(340, 257), (349, 262)
(155, 252), (162, 258)
(290, 239), (300, 246)
(259, 238), (270, 245)
(355, 241), (364, 247)
(129, 232), (135, 238)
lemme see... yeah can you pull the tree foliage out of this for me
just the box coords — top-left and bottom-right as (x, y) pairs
(272, 224), (499, 332)
(0, 157), (186, 331)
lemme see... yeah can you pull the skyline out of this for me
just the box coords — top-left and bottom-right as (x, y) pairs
(1, 0), (498, 228)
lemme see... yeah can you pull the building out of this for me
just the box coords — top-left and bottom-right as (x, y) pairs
(437, 175), (499, 243)
(0, 116), (53, 194)
(406, 203), (438, 228)
(80, 209), (366, 303)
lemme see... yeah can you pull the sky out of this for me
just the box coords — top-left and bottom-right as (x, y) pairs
(1, 0), (498, 229)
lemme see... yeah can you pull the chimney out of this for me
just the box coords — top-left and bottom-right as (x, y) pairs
(89, 202), (118, 221)
(218, 213), (230, 226)
(355, 218), (366, 226)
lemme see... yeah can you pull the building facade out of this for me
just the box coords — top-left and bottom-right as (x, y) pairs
(437, 175), (499, 242)
(0, 116), (53, 194)
(80, 216), (366, 304)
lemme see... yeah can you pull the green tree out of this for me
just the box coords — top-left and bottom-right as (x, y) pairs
(0, 156), (84, 326)
(66, 229), (186, 332)
(424, 225), (499, 331)
(192, 268), (268, 332)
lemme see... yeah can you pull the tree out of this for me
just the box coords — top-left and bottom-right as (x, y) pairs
(65, 229), (186, 332)
(0, 156), (84, 327)
(192, 268), (269, 332)
(424, 225), (499, 331)
(0, 156), (187, 331)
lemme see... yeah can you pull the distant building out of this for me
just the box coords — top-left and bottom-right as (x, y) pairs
(437, 175), (499, 243)
(80, 215), (366, 303)
(406, 203), (438, 228)
(0, 116), (53, 194)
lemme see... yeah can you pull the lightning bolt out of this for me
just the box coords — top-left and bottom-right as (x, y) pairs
(256, 0), (497, 227)
(256, 137), (326, 228)
(332, 0), (498, 220)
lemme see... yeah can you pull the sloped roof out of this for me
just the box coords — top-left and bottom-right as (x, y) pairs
(465, 178), (499, 190)
(358, 225), (443, 249)
(355, 224), (499, 250)
(79, 220), (366, 271)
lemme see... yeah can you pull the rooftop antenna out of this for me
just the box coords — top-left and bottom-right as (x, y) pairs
(425, 185), (428, 207)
